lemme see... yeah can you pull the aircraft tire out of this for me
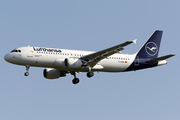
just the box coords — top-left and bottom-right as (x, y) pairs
(72, 78), (80, 84)
(87, 72), (94, 78)
(24, 72), (29, 76)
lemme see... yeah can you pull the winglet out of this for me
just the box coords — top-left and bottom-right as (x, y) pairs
(133, 39), (137, 44)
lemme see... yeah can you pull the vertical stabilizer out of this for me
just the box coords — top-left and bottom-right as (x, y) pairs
(136, 30), (163, 59)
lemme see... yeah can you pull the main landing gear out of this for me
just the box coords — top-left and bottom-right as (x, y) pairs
(71, 72), (80, 84)
(72, 78), (80, 84)
(71, 67), (94, 84)
(71, 71), (94, 85)
(87, 72), (94, 78)
(87, 67), (94, 78)
(24, 65), (30, 76)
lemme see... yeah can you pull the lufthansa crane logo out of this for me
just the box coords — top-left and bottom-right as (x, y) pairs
(145, 42), (158, 56)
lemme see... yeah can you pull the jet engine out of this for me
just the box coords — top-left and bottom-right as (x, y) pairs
(64, 58), (83, 68)
(43, 68), (66, 79)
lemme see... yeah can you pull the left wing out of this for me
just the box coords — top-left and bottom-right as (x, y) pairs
(80, 39), (137, 67)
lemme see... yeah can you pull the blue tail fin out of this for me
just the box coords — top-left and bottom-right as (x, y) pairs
(136, 30), (163, 59)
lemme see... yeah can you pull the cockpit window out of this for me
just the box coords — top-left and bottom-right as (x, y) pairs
(11, 49), (21, 53)
(11, 50), (15, 53)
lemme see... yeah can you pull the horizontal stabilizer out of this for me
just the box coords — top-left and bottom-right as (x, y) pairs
(147, 54), (175, 63)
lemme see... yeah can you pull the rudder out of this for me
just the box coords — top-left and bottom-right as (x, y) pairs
(136, 30), (163, 59)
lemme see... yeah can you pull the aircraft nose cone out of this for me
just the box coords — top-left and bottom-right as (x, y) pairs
(4, 54), (10, 62)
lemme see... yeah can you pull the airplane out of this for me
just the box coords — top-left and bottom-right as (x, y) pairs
(4, 30), (175, 84)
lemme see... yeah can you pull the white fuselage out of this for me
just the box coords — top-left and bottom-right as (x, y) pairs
(4, 31), (173, 84)
(4, 46), (136, 72)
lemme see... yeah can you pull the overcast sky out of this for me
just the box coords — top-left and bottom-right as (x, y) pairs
(0, 0), (179, 120)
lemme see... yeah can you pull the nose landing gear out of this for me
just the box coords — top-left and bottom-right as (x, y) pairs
(24, 65), (30, 76)
(24, 72), (29, 76)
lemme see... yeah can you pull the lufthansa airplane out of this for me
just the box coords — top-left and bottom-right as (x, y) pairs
(4, 30), (175, 84)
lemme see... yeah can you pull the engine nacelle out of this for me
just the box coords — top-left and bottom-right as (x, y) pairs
(64, 58), (83, 68)
(54, 58), (65, 68)
(43, 68), (66, 79)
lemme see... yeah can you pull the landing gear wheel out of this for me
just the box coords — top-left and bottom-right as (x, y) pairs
(24, 65), (30, 76)
(24, 72), (29, 76)
(72, 78), (80, 84)
(87, 72), (94, 78)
